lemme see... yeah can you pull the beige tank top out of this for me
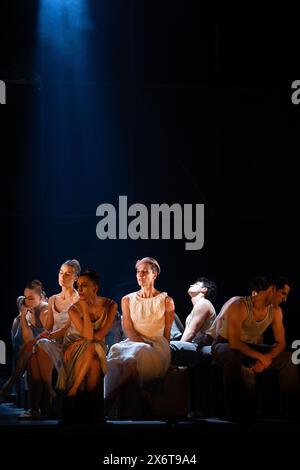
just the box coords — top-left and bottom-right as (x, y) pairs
(218, 296), (273, 344)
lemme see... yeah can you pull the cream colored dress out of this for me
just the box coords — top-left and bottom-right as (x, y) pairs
(36, 296), (70, 371)
(56, 305), (107, 393)
(104, 291), (170, 398)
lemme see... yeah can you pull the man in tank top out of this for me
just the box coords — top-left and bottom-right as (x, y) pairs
(212, 274), (300, 421)
(170, 277), (217, 367)
(169, 277), (218, 417)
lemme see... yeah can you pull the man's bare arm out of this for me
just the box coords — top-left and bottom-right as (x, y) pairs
(228, 304), (272, 368)
(253, 307), (286, 372)
(181, 300), (210, 342)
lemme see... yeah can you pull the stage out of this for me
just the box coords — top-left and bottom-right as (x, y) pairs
(1, 400), (299, 462)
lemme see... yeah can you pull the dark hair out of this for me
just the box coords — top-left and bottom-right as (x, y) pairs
(196, 277), (218, 301)
(248, 273), (292, 293)
(79, 269), (100, 288)
(269, 273), (293, 290)
(24, 279), (45, 298)
(62, 259), (81, 277)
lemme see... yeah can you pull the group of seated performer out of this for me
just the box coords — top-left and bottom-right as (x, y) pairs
(1, 258), (300, 423)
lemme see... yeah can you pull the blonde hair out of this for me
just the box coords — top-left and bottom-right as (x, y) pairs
(135, 257), (161, 275)
(63, 259), (81, 277)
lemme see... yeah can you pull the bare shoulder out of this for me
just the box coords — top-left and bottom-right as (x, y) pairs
(221, 296), (245, 309)
(223, 296), (247, 318)
(196, 297), (212, 309)
(100, 296), (117, 308)
(272, 305), (283, 321)
(121, 294), (131, 304)
(226, 296), (244, 306)
(165, 295), (175, 309)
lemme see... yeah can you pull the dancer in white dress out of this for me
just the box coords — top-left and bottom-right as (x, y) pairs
(104, 257), (175, 411)
(34, 259), (81, 409)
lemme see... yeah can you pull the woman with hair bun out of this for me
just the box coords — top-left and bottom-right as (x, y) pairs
(104, 257), (175, 413)
(33, 259), (81, 412)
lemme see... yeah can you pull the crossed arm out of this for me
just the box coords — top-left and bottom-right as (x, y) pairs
(228, 303), (285, 371)
(68, 299), (117, 341)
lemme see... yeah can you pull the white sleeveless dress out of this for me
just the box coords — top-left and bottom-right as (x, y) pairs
(104, 291), (171, 398)
(36, 296), (70, 371)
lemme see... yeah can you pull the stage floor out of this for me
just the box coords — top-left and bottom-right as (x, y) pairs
(1, 401), (300, 462)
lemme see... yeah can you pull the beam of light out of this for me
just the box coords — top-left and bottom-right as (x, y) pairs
(31, 1), (123, 219)
(38, 0), (94, 79)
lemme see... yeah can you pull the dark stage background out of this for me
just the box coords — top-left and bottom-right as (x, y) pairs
(1, 1), (300, 365)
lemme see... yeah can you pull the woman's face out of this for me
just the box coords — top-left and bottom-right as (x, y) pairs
(58, 264), (76, 288)
(23, 288), (41, 309)
(77, 276), (98, 301)
(136, 262), (157, 287)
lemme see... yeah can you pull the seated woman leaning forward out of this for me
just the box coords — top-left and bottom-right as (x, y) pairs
(0, 280), (48, 412)
(56, 269), (117, 397)
(104, 257), (175, 411)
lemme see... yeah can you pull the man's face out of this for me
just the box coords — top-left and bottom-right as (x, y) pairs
(188, 281), (204, 297)
(271, 284), (290, 306)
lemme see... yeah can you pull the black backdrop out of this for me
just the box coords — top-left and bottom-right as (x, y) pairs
(1, 1), (300, 363)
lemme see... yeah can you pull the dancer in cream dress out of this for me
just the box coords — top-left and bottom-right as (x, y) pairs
(104, 257), (175, 410)
(57, 269), (117, 396)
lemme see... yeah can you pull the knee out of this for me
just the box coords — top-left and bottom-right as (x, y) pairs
(213, 344), (242, 365)
(35, 338), (46, 348)
(170, 341), (180, 352)
(34, 339), (45, 354)
(23, 341), (34, 354)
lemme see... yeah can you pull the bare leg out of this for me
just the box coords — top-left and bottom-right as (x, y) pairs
(87, 356), (101, 392)
(35, 347), (56, 398)
(27, 355), (43, 414)
(0, 351), (30, 398)
(68, 344), (95, 396)
(0, 341), (33, 401)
